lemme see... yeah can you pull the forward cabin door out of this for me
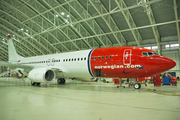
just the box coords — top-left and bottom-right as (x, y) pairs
(123, 49), (132, 65)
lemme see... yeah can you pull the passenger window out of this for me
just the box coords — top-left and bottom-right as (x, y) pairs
(102, 56), (104, 59)
(91, 57), (93, 60)
(98, 56), (100, 59)
(63, 59), (65, 62)
(69, 59), (71, 61)
(105, 56), (108, 59)
(109, 55), (112, 59)
(66, 59), (68, 62)
(74, 58), (76, 61)
(78, 58), (80, 61)
(84, 57), (86, 60)
(72, 58), (73, 61)
(94, 56), (97, 60)
(81, 58), (83, 60)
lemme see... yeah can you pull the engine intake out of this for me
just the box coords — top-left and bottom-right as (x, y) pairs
(28, 68), (56, 83)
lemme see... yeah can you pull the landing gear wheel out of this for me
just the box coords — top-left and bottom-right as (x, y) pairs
(36, 83), (40, 86)
(57, 78), (66, 84)
(103, 79), (106, 83)
(134, 83), (141, 89)
(31, 81), (36, 86)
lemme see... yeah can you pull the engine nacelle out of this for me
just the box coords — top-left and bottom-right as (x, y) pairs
(28, 68), (56, 83)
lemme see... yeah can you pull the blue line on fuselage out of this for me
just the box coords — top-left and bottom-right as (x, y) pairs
(123, 65), (144, 74)
(88, 49), (94, 77)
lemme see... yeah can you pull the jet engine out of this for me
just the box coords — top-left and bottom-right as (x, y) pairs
(28, 68), (56, 83)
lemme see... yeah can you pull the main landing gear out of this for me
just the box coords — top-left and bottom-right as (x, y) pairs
(57, 78), (66, 84)
(31, 81), (40, 86)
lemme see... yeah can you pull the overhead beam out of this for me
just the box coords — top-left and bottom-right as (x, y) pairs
(115, 0), (142, 47)
(20, 0), (81, 51)
(0, 56), (7, 61)
(1, 1), (57, 54)
(145, 0), (161, 55)
(24, 0), (162, 39)
(66, 1), (105, 47)
(52, 19), (180, 45)
(0, 24), (40, 56)
(0, 32), (30, 57)
(42, 0), (93, 49)
(173, 0), (180, 57)
(22, 0), (74, 23)
(89, 0), (124, 46)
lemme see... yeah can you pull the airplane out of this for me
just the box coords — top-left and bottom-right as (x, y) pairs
(0, 35), (176, 89)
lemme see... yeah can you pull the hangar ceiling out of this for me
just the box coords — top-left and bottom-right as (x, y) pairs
(0, 0), (180, 61)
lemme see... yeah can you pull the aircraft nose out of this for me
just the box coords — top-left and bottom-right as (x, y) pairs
(161, 57), (176, 70)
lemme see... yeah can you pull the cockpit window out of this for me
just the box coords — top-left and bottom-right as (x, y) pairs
(142, 52), (148, 56)
(154, 52), (159, 55)
(142, 52), (159, 57)
(148, 52), (153, 56)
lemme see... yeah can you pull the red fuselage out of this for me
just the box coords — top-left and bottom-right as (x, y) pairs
(89, 47), (176, 78)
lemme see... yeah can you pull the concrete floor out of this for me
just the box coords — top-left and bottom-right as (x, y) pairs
(0, 77), (180, 120)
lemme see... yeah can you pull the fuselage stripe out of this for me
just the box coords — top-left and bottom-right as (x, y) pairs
(88, 49), (94, 77)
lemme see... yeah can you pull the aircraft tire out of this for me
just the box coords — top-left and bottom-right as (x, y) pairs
(134, 83), (141, 89)
(57, 78), (66, 84)
(103, 79), (106, 83)
(139, 83), (141, 89)
(31, 81), (36, 86)
(36, 83), (40, 86)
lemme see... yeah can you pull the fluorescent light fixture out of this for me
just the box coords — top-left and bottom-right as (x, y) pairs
(61, 12), (64, 15)
(21, 28), (24, 30)
(144, 47), (151, 49)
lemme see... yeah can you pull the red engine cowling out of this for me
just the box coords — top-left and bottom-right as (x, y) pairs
(28, 68), (56, 83)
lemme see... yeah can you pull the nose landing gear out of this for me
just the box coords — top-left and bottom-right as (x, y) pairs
(134, 83), (141, 89)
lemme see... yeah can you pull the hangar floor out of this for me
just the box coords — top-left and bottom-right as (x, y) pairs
(0, 77), (180, 120)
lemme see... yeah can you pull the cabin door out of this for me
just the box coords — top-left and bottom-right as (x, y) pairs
(123, 49), (132, 65)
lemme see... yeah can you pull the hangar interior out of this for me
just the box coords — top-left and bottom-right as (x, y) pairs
(0, 0), (180, 120)
(0, 0), (180, 76)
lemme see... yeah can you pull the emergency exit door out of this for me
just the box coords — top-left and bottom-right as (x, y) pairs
(123, 49), (132, 65)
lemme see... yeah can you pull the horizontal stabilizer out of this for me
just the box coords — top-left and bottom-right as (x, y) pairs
(0, 61), (33, 72)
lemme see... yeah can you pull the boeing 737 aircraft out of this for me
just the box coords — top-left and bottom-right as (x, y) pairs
(0, 35), (176, 89)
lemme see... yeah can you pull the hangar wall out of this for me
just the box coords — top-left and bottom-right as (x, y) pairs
(162, 51), (180, 77)
(0, 66), (6, 74)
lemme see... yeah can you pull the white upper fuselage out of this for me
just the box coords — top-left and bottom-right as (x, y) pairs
(16, 49), (93, 78)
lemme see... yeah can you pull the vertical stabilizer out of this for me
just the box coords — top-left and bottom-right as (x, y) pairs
(8, 35), (24, 62)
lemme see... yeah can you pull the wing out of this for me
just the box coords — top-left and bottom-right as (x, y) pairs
(0, 61), (34, 72)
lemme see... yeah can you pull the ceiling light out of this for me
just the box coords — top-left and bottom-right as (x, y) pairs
(61, 12), (64, 15)
(26, 30), (28, 32)
(56, 14), (58, 17)
(21, 28), (23, 30)
(67, 15), (69, 17)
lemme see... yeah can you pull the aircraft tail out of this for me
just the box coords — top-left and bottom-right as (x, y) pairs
(8, 35), (24, 62)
